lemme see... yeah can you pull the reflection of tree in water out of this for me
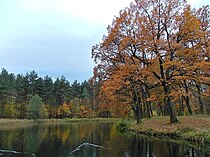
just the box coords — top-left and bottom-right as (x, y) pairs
(35, 122), (114, 157)
(0, 123), (209, 157)
(128, 136), (155, 157)
(122, 136), (210, 157)
(0, 125), (48, 156)
(182, 146), (210, 157)
(131, 137), (145, 156)
(24, 125), (48, 152)
(37, 124), (71, 157)
(167, 142), (180, 157)
(0, 129), (19, 149)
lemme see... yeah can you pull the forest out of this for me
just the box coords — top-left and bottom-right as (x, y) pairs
(0, 68), (96, 119)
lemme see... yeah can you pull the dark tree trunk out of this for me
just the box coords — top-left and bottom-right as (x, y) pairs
(196, 83), (205, 114)
(183, 81), (192, 115)
(165, 96), (178, 123)
(141, 87), (151, 118)
(145, 87), (151, 118)
(157, 56), (178, 123)
(133, 90), (141, 124)
(163, 84), (178, 123)
(146, 102), (151, 118)
(150, 103), (153, 117)
(132, 105), (141, 124)
(162, 105), (169, 116)
(184, 96), (192, 115)
(146, 87), (153, 117)
(136, 105), (141, 124)
(178, 99), (184, 116)
(160, 106), (164, 116)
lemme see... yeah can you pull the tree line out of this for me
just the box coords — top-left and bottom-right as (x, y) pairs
(91, 0), (210, 123)
(0, 68), (97, 119)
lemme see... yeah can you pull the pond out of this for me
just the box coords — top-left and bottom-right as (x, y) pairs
(0, 122), (209, 157)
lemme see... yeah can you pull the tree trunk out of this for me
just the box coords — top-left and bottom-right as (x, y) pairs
(145, 87), (152, 118)
(146, 102), (151, 118)
(141, 87), (151, 118)
(136, 105), (141, 124)
(132, 105), (141, 124)
(159, 106), (163, 116)
(178, 99), (184, 116)
(165, 96), (178, 123)
(184, 96), (192, 115)
(183, 81), (192, 115)
(158, 55), (178, 123)
(149, 102), (153, 117)
(196, 83), (204, 114)
(163, 105), (169, 116)
(133, 90), (141, 124)
(163, 84), (178, 123)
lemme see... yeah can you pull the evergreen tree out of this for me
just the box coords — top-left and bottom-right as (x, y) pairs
(0, 68), (16, 117)
(15, 74), (30, 118)
(54, 76), (70, 106)
(35, 77), (45, 99)
(26, 70), (38, 95)
(43, 75), (54, 105)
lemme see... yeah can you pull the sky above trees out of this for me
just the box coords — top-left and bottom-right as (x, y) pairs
(0, 0), (209, 82)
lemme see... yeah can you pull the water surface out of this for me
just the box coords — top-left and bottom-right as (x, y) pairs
(0, 122), (209, 157)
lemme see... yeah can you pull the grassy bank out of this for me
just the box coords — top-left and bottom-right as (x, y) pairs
(126, 116), (210, 145)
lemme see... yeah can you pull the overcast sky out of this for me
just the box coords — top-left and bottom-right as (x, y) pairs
(0, 0), (209, 82)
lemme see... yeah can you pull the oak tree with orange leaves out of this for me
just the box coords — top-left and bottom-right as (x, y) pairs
(92, 0), (210, 123)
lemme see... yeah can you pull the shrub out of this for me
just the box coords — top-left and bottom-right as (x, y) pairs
(115, 119), (130, 132)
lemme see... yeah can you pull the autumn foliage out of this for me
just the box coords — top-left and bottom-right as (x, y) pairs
(92, 0), (210, 123)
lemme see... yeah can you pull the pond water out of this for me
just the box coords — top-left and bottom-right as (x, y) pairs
(0, 122), (209, 157)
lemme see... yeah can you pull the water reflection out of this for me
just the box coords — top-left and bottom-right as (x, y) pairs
(0, 122), (209, 157)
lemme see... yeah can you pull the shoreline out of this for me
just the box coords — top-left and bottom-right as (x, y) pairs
(125, 116), (210, 146)
(0, 118), (118, 130)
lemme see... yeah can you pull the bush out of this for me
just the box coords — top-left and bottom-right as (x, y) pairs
(115, 119), (130, 132)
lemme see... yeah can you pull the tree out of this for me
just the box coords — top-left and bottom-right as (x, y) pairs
(3, 102), (20, 118)
(92, 0), (210, 123)
(15, 74), (30, 118)
(26, 94), (47, 119)
(26, 70), (39, 95)
(0, 68), (16, 118)
(69, 80), (82, 108)
(54, 76), (70, 106)
(35, 77), (45, 99)
(42, 75), (55, 105)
